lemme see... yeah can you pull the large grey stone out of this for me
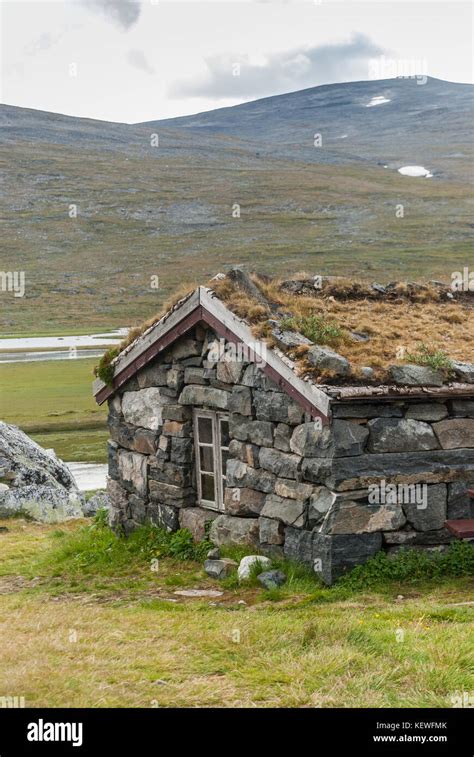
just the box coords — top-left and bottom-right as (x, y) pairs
(148, 460), (192, 488)
(170, 437), (193, 464)
(122, 388), (165, 431)
(224, 486), (265, 516)
(253, 390), (304, 424)
(210, 515), (259, 547)
(261, 494), (305, 527)
(367, 418), (439, 453)
(257, 570), (287, 589)
(274, 478), (313, 501)
(307, 486), (336, 527)
(402, 484), (447, 531)
(432, 419), (474, 449)
(216, 354), (244, 384)
(137, 362), (169, 388)
(149, 480), (194, 507)
(226, 459), (276, 492)
(178, 385), (229, 410)
(450, 400), (474, 418)
(148, 502), (179, 532)
(331, 403), (403, 419)
(290, 423), (332, 457)
(229, 415), (273, 446)
(237, 554), (272, 580)
(259, 447), (300, 479)
(179, 507), (217, 541)
(274, 423), (292, 452)
(447, 480), (474, 519)
(204, 558), (238, 579)
(318, 448), (474, 491)
(321, 501), (406, 534)
(166, 338), (202, 361)
(228, 386), (252, 416)
(333, 420), (369, 457)
(0, 485), (83, 523)
(312, 532), (383, 584)
(389, 364), (444, 387)
(405, 403), (448, 422)
(117, 450), (147, 496)
(451, 361), (474, 383)
(259, 517), (285, 545)
(228, 440), (260, 468)
(307, 346), (350, 376)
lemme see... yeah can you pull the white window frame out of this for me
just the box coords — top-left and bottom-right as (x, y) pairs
(193, 409), (229, 511)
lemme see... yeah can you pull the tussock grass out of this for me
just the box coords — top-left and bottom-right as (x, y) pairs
(0, 519), (472, 707)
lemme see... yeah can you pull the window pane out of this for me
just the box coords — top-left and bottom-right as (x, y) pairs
(220, 419), (230, 447)
(200, 445), (214, 473)
(198, 416), (213, 444)
(221, 449), (229, 474)
(201, 474), (215, 502)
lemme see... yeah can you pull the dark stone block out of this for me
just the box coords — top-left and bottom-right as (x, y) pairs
(148, 502), (179, 531)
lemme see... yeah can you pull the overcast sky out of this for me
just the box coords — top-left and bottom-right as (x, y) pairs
(0, 1), (472, 123)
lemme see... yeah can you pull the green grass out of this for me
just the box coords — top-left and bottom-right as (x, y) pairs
(0, 358), (107, 463)
(0, 518), (472, 707)
(405, 342), (454, 375)
(280, 313), (344, 346)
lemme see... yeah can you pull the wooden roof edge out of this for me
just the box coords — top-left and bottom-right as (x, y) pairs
(325, 383), (474, 402)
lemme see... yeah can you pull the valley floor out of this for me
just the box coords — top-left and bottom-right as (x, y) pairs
(0, 519), (473, 708)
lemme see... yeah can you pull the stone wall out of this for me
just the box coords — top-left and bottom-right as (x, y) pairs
(106, 326), (474, 584)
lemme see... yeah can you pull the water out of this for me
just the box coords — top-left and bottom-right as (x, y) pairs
(66, 462), (108, 492)
(0, 329), (128, 364)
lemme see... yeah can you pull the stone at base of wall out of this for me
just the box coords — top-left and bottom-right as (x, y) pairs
(210, 514), (259, 546)
(179, 507), (218, 542)
(284, 527), (382, 585)
(149, 502), (180, 532)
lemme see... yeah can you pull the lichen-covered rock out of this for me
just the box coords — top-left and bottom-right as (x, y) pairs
(257, 569), (287, 589)
(210, 515), (259, 547)
(274, 478), (313, 501)
(389, 364), (444, 387)
(117, 450), (147, 496)
(82, 491), (110, 517)
(216, 354), (244, 384)
(367, 418), (439, 453)
(0, 485), (84, 523)
(432, 419), (474, 449)
(253, 390), (304, 424)
(228, 386), (252, 416)
(229, 415), (273, 446)
(149, 502), (179, 531)
(122, 388), (165, 430)
(307, 486), (336, 527)
(307, 346), (350, 376)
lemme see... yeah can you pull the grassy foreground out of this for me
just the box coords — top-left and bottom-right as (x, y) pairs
(0, 517), (473, 708)
(0, 358), (107, 463)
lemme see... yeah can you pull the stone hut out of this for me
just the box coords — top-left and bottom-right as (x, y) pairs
(93, 276), (474, 583)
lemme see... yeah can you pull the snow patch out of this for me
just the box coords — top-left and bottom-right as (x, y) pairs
(366, 95), (391, 107)
(398, 166), (433, 178)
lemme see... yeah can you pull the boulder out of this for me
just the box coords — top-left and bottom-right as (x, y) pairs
(389, 364), (444, 387)
(122, 388), (165, 430)
(0, 485), (83, 523)
(432, 419), (474, 449)
(210, 515), (259, 547)
(307, 346), (350, 376)
(367, 418), (439, 453)
(237, 554), (272, 580)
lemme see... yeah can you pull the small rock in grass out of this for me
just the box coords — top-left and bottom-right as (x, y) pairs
(257, 570), (287, 590)
(174, 589), (223, 598)
(207, 547), (221, 560)
(237, 555), (272, 581)
(204, 558), (238, 580)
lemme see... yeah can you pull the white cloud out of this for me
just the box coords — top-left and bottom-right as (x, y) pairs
(171, 33), (386, 100)
(82, 0), (141, 30)
(127, 49), (154, 75)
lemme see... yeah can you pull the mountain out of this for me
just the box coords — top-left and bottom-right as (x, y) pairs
(1, 77), (472, 333)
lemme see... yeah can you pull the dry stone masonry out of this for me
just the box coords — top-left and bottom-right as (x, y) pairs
(105, 327), (474, 584)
